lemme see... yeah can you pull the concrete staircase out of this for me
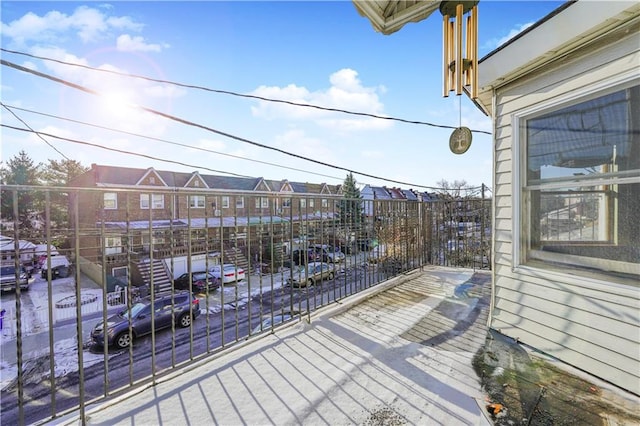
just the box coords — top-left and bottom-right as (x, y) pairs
(137, 259), (173, 295)
(222, 247), (250, 272)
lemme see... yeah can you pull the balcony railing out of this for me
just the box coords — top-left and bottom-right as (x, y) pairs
(0, 185), (491, 425)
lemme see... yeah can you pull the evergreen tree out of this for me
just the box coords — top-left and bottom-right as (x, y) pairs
(338, 173), (364, 232)
(41, 159), (89, 229)
(0, 151), (43, 232)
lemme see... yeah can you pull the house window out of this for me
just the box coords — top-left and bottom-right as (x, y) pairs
(221, 196), (230, 209)
(322, 199), (328, 208)
(236, 197), (244, 209)
(111, 266), (129, 284)
(140, 194), (164, 209)
(103, 193), (117, 210)
(300, 198), (307, 208)
(282, 198), (291, 208)
(519, 82), (639, 278)
(255, 197), (269, 208)
(104, 236), (122, 255)
(309, 199), (315, 208)
(189, 195), (205, 208)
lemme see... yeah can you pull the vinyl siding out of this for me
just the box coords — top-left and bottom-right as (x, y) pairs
(490, 29), (640, 394)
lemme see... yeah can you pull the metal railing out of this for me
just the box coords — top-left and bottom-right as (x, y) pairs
(0, 185), (491, 424)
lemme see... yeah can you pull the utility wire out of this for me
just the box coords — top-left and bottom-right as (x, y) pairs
(1, 123), (254, 178)
(0, 47), (492, 135)
(1, 104), (70, 160)
(2, 59), (474, 191)
(3, 104), (344, 182)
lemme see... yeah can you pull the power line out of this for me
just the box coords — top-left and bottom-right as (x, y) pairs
(1, 104), (70, 160)
(2, 104), (344, 182)
(0, 47), (492, 135)
(2, 59), (471, 190)
(1, 123), (254, 179)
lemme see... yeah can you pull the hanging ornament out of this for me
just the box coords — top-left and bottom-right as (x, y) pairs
(449, 126), (472, 154)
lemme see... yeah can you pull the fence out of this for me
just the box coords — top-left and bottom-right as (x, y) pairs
(0, 184), (491, 424)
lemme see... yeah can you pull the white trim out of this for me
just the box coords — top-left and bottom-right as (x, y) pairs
(103, 192), (118, 210)
(513, 264), (639, 293)
(135, 168), (168, 187)
(511, 74), (639, 277)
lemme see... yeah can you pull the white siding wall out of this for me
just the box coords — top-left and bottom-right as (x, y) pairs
(491, 31), (640, 395)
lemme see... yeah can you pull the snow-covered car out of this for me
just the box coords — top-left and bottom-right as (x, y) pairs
(40, 255), (73, 279)
(208, 264), (245, 284)
(286, 262), (335, 287)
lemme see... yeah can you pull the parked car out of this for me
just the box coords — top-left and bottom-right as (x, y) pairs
(286, 262), (335, 287)
(91, 291), (200, 349)
(209, 264), (246, 284)
(0, 265), (30, 292)
(290, 248), (321, 265)
(40, 255), (72, 279)
(312, 244), (346, 263)
(174, 271), (220, 293)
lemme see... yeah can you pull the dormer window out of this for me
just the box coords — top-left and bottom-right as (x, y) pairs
(149, 177), (155, 184)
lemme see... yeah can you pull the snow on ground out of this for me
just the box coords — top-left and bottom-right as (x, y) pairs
(0, 336), (105, 391)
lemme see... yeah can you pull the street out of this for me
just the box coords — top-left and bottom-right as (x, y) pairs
(0, 260), (388, 425)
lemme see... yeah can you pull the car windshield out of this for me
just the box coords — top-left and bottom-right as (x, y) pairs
(1, 266), (16, 275)
(193, 273), (210, 280)
(121, 302), (147, 318)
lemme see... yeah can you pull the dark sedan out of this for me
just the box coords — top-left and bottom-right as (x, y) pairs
(174, 271), (220, 293)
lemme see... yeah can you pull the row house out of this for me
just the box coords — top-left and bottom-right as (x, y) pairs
(68, 164), (343, 286)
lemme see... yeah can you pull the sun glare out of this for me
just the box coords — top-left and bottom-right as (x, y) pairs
(101, 91), (135, 117)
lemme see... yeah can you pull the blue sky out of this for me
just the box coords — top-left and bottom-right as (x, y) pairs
(1, 1), (564, 191)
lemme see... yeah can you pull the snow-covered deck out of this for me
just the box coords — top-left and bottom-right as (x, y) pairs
(52, 267), (492, 425)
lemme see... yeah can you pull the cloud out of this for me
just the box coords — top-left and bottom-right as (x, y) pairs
(483, 22), (534, 51)
(274, 129), (335, 164)
(116, 34), (169, 52)
(1, 5), (144, 46)
(250, 68), (391, 132)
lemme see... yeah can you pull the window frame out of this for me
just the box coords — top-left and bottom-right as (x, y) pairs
(236, 196), (244, 209)
(221, 196), (230, 209)
(513, 74), (640, 279)
(140, 193), (164, 209)
(103, 192), (117, 210)
(189, 195), (205, 209)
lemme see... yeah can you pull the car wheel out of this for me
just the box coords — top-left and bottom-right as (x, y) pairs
(115, 332), (131, 349)
(179, 312), (192, 327)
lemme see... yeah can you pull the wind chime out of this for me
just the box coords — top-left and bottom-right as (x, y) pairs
(440, 1), (479, 154)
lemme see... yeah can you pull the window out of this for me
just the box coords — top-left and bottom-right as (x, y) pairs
(236, 197), (244, 209)
(189, 195), (205, 208)
(309, 199), (315, 208)
(112, 266), (129, 283)
(300, 198), (307, 208)
(103, 193), (117, 209)
(104, 236), (122, 255)
(282, 198), (291, 208)
(255, 197), (269, 208)
(140, 194), (164, 209)
(322, 199), (328, 208)
(519, 83), (639, 278)
(221, 196), (230, 209)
